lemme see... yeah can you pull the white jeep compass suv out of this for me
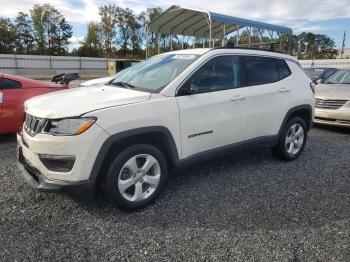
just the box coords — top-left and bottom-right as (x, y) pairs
(17, 47), (315, 210)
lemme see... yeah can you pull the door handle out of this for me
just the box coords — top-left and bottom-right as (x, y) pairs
(279, 87), (290, 93)
(0, 92), (3, 104)
(231, 95), (246, 101)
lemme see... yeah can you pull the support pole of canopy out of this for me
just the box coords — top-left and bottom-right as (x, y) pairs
(235, 25), (239, 46)
(247, 26), (251, 45)
(288, 34), (292, 55)
(170, 34), (173, 51)
(203, 37), (205, 48)
(203, 12), (212, 48)
(182, 36), (184, 49)
(268, 30), (274, 49)
(145, 24), (149, 59)
(222, 24), (226, 46)
(258, 29), (263, 43)
(157, 35), (160, 54)
(277, 32), (282, 52)
(193, 37), (195, 49)
(209, 20), (212, 48)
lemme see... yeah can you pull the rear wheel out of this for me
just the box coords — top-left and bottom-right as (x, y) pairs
(104, 144), (168, 210)
(271, 117), (307, 161)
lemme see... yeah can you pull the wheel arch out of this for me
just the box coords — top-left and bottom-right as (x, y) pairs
(89, 126), (180, 185)
(278, 104), (313, 138)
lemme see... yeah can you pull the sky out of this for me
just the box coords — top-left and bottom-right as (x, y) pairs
(0, 0), (349, 49)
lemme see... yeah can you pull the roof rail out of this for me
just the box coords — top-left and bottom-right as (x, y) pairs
(212, 41), (286, 54)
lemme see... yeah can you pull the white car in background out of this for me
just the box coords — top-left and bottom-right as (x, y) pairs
(79, 60), (141, 87)
(79, 75), (115, 87)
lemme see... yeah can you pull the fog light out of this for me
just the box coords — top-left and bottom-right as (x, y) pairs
(39, 154), (75, 172)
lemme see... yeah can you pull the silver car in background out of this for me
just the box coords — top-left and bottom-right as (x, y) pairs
(315, 69), (350, 127)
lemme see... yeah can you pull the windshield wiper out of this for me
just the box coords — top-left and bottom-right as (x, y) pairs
(111, 82), (135, 89)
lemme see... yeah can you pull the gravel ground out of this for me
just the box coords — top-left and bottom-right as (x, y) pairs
(0, 126), (349, 261)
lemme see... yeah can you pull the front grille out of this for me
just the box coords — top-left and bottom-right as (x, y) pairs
(24, 114), (46, 136)
(315, 98), (348, 109)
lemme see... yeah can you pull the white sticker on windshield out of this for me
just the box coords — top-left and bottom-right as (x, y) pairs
(173, 54), (197, 60)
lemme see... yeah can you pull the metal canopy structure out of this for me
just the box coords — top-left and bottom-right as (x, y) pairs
(145, 5), (293, 57)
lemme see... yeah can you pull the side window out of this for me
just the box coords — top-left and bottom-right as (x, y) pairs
(0, 78), (22, 90)
(275, 59), (291, 80)
(183, 56), (241, 94)
(242, 56), (279, 86)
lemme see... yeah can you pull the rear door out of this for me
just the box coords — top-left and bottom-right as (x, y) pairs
(241, 56), (293, 140)
(0, 77), (24, 133)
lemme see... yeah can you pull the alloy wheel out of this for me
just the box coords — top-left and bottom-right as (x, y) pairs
(285, 123), (305, 155)
(118, 154), (161, 202)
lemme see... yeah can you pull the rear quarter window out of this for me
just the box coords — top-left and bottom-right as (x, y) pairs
(275, 59), (291, 80)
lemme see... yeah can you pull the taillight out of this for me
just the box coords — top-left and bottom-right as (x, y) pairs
(309, 82), (315, 94)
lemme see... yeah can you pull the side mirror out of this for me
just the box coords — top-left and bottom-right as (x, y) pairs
(178, 82), (196, 96)
(315, 79), (322, 84)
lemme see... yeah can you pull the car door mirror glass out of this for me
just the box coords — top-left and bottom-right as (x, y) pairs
(179, 81), (197, 96)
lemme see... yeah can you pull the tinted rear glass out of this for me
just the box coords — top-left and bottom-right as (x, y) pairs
(242, 56), (279, 86)
(275, 59), (291, 79)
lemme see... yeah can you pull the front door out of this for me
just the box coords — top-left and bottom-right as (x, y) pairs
(176, 55), (249, 159)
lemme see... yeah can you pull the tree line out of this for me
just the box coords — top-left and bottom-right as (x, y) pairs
(0, 3), (339, 59)
(0, 4), (72, 56)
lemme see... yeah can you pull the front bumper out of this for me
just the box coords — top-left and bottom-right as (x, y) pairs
(16, 121), (109, 192)
(17, 146), (93, 192)
(315, 108), (350, 127)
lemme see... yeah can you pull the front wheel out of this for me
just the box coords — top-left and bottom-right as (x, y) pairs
(271, 117), (307, 161)
(104, 144), (168, 210)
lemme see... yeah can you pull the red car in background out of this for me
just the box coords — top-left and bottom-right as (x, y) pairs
(0, 73), (75, 134)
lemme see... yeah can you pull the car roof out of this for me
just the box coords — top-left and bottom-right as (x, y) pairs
(164, 48), (298, 62)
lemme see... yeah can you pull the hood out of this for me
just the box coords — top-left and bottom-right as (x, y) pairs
(315, 84), (350, 100)
(25, 85), (151, 119)
(79, 76), (114, 87)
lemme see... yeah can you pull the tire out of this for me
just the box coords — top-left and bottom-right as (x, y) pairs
(103, 143), (168, 210)
(271, 117), (307, 161)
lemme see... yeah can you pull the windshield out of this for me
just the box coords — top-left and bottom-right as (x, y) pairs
(324, 69), (350, 85)
(108, 54), (200, 93)
(304, 68), (325, 81)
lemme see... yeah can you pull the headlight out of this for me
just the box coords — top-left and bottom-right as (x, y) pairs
(344, 101), (350, 108)
(45, 117), (96, 136)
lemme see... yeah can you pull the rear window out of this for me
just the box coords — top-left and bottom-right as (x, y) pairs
(0, 78), (22, 90)
(242, 56), (279, 86)
(241, 56), (291, 86)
